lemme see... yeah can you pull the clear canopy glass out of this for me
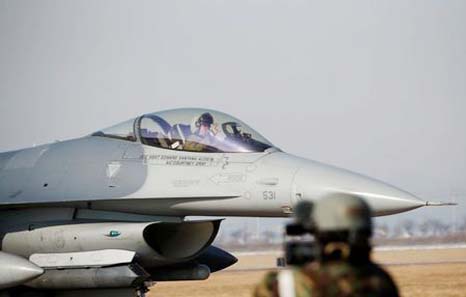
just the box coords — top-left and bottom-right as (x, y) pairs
(93, 108), (274, 153)
(92, 119), (136, 142)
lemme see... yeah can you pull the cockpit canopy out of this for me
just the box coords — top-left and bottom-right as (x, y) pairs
(92, 109), (274, 153)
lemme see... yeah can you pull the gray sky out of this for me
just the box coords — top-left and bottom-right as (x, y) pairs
(0, 0), (465, 226)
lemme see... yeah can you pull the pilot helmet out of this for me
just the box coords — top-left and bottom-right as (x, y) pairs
(312, 193), (372, 240)
(195, 112), (214, 128)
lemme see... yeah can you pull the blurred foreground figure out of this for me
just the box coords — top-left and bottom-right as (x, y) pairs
(254, 195), (400, 297)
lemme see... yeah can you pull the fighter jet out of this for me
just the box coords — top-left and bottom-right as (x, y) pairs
(0, 108), (452, 297)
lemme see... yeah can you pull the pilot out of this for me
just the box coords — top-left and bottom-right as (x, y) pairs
(184, 112), (220, 152)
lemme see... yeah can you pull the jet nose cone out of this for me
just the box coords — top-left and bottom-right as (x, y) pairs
(293, 160), (425, 216)
(348, 190), (425, 216)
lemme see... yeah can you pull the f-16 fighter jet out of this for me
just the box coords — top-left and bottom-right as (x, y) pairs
(0, 108), (452, 297)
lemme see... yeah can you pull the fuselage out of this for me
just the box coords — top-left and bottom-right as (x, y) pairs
(0, 134), (425, 218)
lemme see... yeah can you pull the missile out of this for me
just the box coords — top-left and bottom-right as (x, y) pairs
(0, 252), (43, 289)
(26, 265), (147, 290)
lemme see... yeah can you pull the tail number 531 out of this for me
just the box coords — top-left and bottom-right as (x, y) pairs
(263, 191), (276, 200)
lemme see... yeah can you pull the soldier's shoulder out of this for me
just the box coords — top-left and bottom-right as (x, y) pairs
(372, 262), (398, 281)
(363, 261), (397, 280)
(253, 270), (279, 297)
(340, 260), (397, 283)
(307, 261), (400, 296)
(356, 261), (400, 296)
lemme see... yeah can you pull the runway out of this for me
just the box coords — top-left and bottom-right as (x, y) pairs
(149, 246), (466, 297)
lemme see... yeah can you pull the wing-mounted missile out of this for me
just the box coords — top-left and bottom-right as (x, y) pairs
(23, 246), (237, 289)
(0, 252), (43, 289)
(25, 249), (149, 289)
(27, 265), (149, 290)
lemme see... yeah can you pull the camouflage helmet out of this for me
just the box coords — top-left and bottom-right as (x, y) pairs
(312, 193), (372, 236)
